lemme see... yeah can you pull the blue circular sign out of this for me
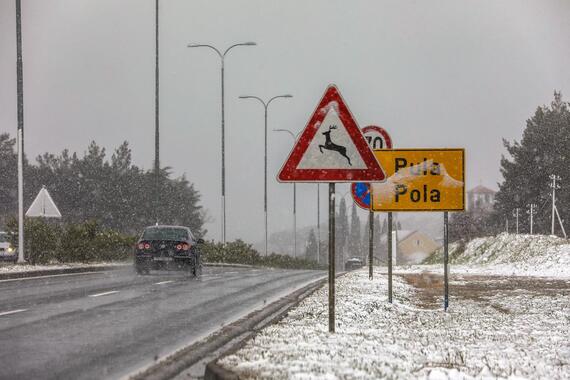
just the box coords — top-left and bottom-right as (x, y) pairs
(351, 182), (371, 209)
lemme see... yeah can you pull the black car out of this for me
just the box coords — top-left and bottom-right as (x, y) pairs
(134, 225), (204, 276)
(345, 257), (364, 271)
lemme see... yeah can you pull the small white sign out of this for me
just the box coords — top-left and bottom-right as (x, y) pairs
(26, 187), (62, 218)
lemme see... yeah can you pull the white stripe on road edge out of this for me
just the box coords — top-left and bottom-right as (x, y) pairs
(0, 309), (27, 316)
(155, 280), (174, 285)
(88, 290), (119, 298)
(0, 271), (103, 283)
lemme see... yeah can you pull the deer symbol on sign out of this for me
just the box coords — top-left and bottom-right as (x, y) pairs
(319, 125), (352, 166)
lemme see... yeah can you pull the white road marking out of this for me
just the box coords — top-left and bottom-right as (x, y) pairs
(88, 290), (119, 298)
(0, 271), (103, 283)
(0, 309), (27, 316)
(155, 280), (174, 285)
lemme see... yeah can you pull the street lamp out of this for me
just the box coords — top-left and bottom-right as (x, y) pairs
(274, 128), (300, 258)
(187, 42), (256, 244)
(239, 94), (292, 256)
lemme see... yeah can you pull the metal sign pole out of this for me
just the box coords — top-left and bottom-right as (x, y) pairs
(444, 211), (449, 311)
(368, 208), (373, 279)
(328, 183), (336, 333)
(387, 212), (393, 303)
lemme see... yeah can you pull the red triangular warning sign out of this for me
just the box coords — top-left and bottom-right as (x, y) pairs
(278, 85), (386, 182)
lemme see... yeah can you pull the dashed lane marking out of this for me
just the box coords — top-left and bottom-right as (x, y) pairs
(88, 290), (120, 298)
(155, 280), (174, 285)
(0, 309), (27, 316)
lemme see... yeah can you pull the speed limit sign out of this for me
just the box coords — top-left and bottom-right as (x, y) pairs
(362, 125), (392, 150)
(351, 125), (392, 210)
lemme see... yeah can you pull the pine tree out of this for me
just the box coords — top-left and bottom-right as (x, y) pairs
(335, 198), (349, 270)
(0, 134), (18, 225)
(494, 91), (570, 234)
(374, 215), (384, 262)
(305, 229), (318, 262)
(348, 204), (361, 258)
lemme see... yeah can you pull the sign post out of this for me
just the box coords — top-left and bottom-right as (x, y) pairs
(371, 148), (465, 310)
(277, 85), (386, 333)
(444, 211), (449, 311)
(387, 211), (393, 303)
(351, 125), (392, 280)
(368, 208), (373, 279)
(328, 183), (335, 332)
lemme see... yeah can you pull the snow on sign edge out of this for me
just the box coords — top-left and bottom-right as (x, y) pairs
(277, 84), (386, 183)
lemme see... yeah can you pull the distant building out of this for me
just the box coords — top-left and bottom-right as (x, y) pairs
(467, 185), (496, 213)
(377, 230), (441, 265)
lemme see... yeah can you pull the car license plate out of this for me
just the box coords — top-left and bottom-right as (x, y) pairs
(154, 257), (172, 262)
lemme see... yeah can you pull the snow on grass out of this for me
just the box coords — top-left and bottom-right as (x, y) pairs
(422, 233), (570, 278)
(0, 261), (129, 274)
(219, 268), (570, 379)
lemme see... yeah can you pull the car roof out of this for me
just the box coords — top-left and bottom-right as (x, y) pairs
(144, 225), (190, 230)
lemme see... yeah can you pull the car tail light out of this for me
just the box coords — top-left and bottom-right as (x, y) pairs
(144, 243), (151, 250)
(176, 244), (183, 251)
(137, 243), (144, 250)
(182, 243), (189, 251)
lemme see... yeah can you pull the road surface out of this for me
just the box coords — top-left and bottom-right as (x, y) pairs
(0, 265), (324, 379)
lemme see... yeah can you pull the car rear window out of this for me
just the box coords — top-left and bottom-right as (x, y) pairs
(142, 227), (188, 241)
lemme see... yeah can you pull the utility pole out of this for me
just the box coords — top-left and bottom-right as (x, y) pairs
(550, 174), (561, 235)
(527, 203), (537, 234)
(154, 0), (160, 224)
(513, 208), (520, 234)
(16, 0), (25, 264)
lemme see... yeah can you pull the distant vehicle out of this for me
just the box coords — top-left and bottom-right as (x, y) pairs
(345, 257), (363, 271)
(0, 231), (17, 263)
(134, 225), (204, 276)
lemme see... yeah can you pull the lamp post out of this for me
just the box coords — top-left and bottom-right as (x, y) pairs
(187, 42), (256, 244)
(274, 128), (299, 258)
(239, 94), (292, 256)
(154, 0), (160, 224)
(15, 0), (25, 263)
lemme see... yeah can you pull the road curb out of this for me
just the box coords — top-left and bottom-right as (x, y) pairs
(131, 275), (328, 380)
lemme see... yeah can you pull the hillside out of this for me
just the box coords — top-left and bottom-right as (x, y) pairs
(423, 233), (570, 277)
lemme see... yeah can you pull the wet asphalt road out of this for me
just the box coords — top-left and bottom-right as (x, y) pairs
(0, 266), (324, 380)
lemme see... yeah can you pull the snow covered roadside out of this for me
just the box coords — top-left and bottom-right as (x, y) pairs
(0, 261), (129, 275)
(218, 268), (570, 379)
(420, 233), (570, 278)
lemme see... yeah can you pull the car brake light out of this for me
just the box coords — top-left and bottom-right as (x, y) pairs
(144, 243), (151, 250)
(176, 244), (183, 251)
(182, 243), (189, 251)
(137, 243), (145, 250)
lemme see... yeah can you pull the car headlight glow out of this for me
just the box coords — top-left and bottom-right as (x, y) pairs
(7, 246), (14, 253)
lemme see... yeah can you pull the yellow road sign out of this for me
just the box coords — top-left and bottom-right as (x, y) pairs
(371, 149), (465, 211)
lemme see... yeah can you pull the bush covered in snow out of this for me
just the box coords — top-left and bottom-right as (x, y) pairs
(202, 239), (325, 270)
(6, 218), (135, 264)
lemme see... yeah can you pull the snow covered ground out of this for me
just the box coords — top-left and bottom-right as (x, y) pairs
(422, 233), (570, 278)
(0, 261), (128, 275)
(219, 268), (570, 379)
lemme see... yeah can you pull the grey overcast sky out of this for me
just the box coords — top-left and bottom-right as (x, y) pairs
(1, 0), (570, 243)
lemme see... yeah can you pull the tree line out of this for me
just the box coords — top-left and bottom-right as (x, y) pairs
(304, 198), (401, 266)
(0, 135), (205, 236)
(450, 92), (569, 241)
